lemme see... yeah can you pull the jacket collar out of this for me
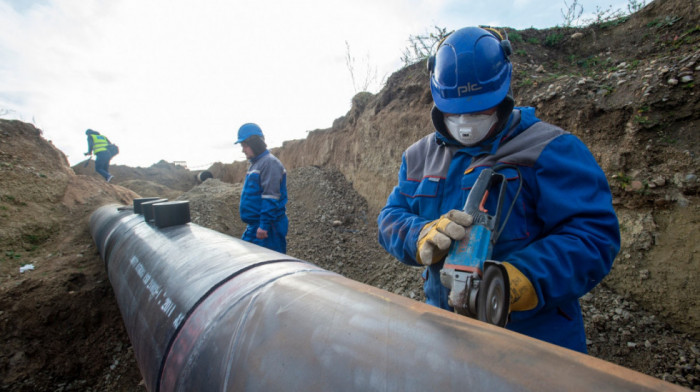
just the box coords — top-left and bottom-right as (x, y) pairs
(250, 149), (270, 163)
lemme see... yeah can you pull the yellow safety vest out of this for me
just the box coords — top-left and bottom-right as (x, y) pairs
(91, 134), (108, 153)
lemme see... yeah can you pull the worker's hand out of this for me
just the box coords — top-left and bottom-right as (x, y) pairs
(84, 152), (91, 156)
(502, 262), (538, 312)
(416, 210), (473, 266)
(256, 227), (268, 240)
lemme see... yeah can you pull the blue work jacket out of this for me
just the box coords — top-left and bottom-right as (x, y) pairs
(377, 107), (620, 352)
(240, 150), (289, 253)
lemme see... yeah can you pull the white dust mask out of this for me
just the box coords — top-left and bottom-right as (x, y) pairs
(444, 112), (499, 146)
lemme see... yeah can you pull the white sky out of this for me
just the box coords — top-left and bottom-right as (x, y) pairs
(0, 0), (631, 168)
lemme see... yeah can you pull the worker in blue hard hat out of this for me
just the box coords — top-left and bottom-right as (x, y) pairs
(236, 123), (289, 253)
(377, 26), (620, 352)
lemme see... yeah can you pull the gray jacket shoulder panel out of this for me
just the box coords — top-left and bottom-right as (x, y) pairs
(403, 121), (567, 179)
(250, 152), (286, 199)
(473, 121), (568, 168)
(404, 134), (459, 180)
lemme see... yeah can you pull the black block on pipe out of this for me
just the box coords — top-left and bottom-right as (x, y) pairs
(89, 204), (684, 392)
(154, 201), (191, 228)
(141, 198), (168, 223)
(133, 197), (163, 214)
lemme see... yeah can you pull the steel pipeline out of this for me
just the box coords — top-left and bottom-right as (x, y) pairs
(89, 203), (686, 392)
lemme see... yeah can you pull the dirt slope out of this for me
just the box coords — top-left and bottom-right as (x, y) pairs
(0, 120), (142, 391)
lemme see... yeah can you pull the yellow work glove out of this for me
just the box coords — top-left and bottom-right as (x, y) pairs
(416, 210), (473, 266)
(502, 262), (538, 312)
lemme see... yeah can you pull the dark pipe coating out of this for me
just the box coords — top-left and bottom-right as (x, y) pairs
(89, 204), (686, 392)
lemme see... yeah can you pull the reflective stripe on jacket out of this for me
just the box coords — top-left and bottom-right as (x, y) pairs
(239, 150), (288, 233)
(90, 134), (109, 153)
(377, 107), (620, 352)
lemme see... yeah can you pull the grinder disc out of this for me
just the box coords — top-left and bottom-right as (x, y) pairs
(478, 266), (510, 327)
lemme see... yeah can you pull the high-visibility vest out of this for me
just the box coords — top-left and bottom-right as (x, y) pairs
(91, 134), (108, 153)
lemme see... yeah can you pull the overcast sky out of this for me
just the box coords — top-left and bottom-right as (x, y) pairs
(0, 0), (632, 168)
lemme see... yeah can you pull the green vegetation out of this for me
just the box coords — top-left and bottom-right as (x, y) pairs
(657, 129), (678, 145)
(544, 32), (564, 47)
(516, 78), (534, 88)
(515, 70), (534, 88)
(627, 0), (646, 13)
(671, 26), (700, 50)
(573, 55), (620, 75)
(560, 0), (646, 27)
(1, 194), (26, 206)
(4, 250), (22, 260)
(634, 115), (651, 125)
(508, 31), (523, 43)
(22, 233), (47, 246)
(599, 15), (630, 29)
(577, 56), (600, 70)
(614, 172), (632, 189)
(400, 25), (451, 66)
(561, 0), (583, 27)
(598, 84), (614, 96)
(647, 15), (681, 29)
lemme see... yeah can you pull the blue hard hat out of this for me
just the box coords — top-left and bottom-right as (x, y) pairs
(235, 123), (264, 144)
(429, 26), (512, 114)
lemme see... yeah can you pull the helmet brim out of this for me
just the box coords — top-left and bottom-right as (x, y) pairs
(431, 72), (512, 114)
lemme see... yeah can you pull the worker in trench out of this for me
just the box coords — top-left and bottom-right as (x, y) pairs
(377, 26), (620, 353)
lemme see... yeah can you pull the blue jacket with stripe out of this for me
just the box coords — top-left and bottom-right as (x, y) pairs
(240, 150), (289, 253)
(377, 107), (620, 352)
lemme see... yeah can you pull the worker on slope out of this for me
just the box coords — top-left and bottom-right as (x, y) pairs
(236, 123), (289, 253)
(84, 129), (114, 182)
(377, 26), (620, 352)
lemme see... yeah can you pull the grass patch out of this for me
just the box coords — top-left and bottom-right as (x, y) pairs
(634, 115), (651, 125)
(613, 173), (631, 189)
(544, 32), (563, 47)
(1, 195), (27, 206)
(508, 31), (523, 42)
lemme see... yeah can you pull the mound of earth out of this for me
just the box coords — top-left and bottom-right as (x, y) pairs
(0, 120), (142, 391)
(73, 159), (202, 192)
